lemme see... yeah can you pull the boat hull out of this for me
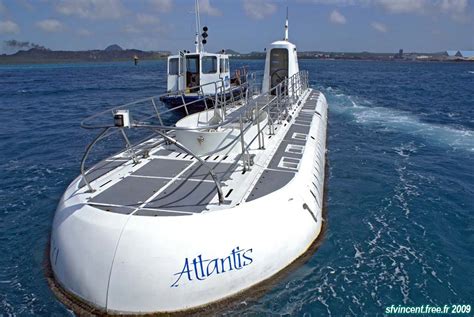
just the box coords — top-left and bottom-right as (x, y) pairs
(160, 85), (247, 112)
(49, 90), (329, 314)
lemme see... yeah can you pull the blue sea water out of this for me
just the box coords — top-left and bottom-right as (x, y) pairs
(0, 60), (472, 316)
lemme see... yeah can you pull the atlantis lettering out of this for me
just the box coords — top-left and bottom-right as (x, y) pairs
(171, 246), (253, 287)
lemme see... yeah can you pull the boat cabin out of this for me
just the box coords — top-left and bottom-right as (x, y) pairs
(262, 40), (299, 96)
(167, 52), (231, 95)
(262, 14), (299, 96)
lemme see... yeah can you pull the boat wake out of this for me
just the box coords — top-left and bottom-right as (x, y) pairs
(323, 87), (474, 152)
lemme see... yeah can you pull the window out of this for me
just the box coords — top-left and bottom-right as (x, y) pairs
(270, 48), (288, 94)
(186, 55), (199, 73)
(169, 58), (178, 75)
(202, 56), (217, 74)
(225, 58), (229, 72)
(220, 58), (225, 73)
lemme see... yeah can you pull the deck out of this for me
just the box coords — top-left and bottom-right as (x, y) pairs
(80, 89), (321, 217)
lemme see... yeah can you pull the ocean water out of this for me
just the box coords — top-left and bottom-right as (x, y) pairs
(0, 60), (472, 316)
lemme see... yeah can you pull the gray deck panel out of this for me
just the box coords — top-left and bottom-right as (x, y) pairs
(144, 180), (217, 213)
(154, 149), (175, 157)
(132, 159), (192, 178)
(246, 170), (295, 202)
(182, 161), (236, 181)
(295, 119), (312, 125)
(297, 113), (314, 118)
(90, 176), (169, 207)
(79, 159), (127, 188)
(282, 124), (311, 144)
(286, 123), (311, 134)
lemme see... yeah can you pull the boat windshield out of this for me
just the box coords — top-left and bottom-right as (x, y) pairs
(186, 55), (200, 90)
(202, 56), (217, 74)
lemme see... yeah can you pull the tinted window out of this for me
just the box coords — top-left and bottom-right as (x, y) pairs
(225, 58), (229, 72)
(220, 58), (225, 73)
(186, 55), (199, 73)
(169, 58), (178, 75)
(202, 56), (217, 74)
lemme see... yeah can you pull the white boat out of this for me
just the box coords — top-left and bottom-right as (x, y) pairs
(160, 2), (247, 111)
(48, 10), (328, 315)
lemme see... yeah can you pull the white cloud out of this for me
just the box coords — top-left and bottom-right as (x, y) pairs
(36, 19), (63, 32)
(56, 0), (125, 19)
(123, 25), (141, 34)
(371, 21), (387, 32)
(329, 9), (347, 24)
(439, 0), (468, 21)
(136, 13), (159, 25)
(243, 0), (277, 20)
(148, 0), (172, 12)
(375, 0), (427, 14)
(200, 0), (222, 16)
(374, 0), (469, 21)
(77, 28), (91, 36)
(0, 20), (20, 34)
(18, 0), (34, 11)
(308, 0), (471, 22)
(311, 0), (355, 4)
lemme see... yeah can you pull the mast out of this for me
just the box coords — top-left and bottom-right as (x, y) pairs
(284, 7), (288, 41)
(194, 0), (202, 53)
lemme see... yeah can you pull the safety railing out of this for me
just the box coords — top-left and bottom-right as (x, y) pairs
(79, 70), (309, 204)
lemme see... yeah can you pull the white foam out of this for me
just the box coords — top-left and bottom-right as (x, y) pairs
(326, 89), (474, 152)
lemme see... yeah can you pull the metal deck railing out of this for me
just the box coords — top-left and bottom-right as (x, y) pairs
(79, 70), (309, 205)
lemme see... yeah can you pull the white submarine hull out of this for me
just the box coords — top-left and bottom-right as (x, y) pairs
(49, 92), (328, 314)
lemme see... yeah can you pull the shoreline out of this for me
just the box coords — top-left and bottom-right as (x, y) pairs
(0, 57), (472, 66)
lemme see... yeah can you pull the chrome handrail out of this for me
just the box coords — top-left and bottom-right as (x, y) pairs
(79, 70), (309, 202)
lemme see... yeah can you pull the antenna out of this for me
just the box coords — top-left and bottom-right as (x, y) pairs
(194, 0), (202, 53)
(284, 7), (289, 41)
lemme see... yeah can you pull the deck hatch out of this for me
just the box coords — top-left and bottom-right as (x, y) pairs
(285, 144), (305, 154)
(278, 157), (300, 170)
(292, 132), (308, 141)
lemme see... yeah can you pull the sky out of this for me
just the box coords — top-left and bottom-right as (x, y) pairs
(0, 0), (473, 54)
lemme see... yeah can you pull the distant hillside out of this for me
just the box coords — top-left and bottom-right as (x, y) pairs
(0, 45), (171, 64)
(224, 49), (240, 55)
(105, 44), (123, 51)
(225, 50), (266, 59)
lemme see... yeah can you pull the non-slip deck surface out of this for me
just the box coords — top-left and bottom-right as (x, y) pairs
(247, 90), (319, 201)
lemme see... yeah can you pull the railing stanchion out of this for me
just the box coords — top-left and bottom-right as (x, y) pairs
(80, 127), (111, 193)
(200, 86), (209, 111)
(239, 116), (247, 172)
(256, 101), (264, 150)
(151, 98), (164, 126)
(221, 79), (226, 114)
(181, 94), (189, 115)
(120, 128), (139, 164)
